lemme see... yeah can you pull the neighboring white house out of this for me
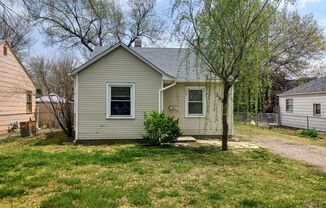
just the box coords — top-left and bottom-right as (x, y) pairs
(278, 77), (326, 132)
(71, 42), (233, 143)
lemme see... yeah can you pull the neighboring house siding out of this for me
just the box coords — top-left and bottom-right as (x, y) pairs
(77, 47), (162, 140)
(279, 94), (326, 132)
(36, 103), (69, 128)
(0, 42), (36, 135)
(163, 82), (233, 136)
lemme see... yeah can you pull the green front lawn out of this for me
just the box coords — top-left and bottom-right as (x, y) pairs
(0, 131), (325, 207)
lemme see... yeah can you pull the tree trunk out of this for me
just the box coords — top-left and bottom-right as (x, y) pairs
(222, 83), (230, 151)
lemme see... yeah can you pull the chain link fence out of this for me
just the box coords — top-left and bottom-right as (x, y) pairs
(235, 112), (279, 126)
(235, 112), (326, 132)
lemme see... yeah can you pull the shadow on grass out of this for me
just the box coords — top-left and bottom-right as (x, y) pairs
(0, 134), (21, 144)
(31, 131), (73, 146)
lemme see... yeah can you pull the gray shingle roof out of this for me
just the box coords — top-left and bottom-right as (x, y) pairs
(132, 47), (210, 80)
(88, 44), (213, 80)
(279, 76), (326, 96)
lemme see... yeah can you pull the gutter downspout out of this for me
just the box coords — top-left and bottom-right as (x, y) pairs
(159, 80), (176, 113)
(72, 74), (79, 143)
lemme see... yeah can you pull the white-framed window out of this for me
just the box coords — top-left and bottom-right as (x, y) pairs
(106, 83), (135, 119)
(313, 103), (321, 116)
(26, 91), (32, 113)
(286, 99), (293, 113)
(185, 86), (206, 117)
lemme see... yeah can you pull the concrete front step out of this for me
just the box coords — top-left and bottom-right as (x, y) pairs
(175, 136), (197, 143)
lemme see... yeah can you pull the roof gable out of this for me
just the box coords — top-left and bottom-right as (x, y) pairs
(71, 43), (174, 80)
(0, 40), (36, 89)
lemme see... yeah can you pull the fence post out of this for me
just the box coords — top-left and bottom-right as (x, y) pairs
(306, 116), (309, 129)
(277, 106), (281, 126)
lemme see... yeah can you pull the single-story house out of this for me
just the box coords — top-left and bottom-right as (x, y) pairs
(0, 40), (36, 135)
(278, 76), (326, 132)
(71, 42), (233, 143)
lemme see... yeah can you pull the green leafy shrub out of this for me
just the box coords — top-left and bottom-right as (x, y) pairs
(299, 129), (319, 138)
(143, 111), (182, 145)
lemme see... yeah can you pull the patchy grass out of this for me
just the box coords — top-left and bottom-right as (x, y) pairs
(0, 134), (21, 144)
(0, 131), (325, 207)
(235, 123), (326, 147)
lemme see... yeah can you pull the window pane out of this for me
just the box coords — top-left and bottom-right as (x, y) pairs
(314, 104), (321, 115)
(188, 102), (203, 114)
(26, 92), (32, 112)
(111, 101), (131, 115)
(111, 87), (130, 100)
(189, 90), (203, 101)
(286, 99), (293, 106)
(286, 99), (293, 112)
(26, 103), (31, 112)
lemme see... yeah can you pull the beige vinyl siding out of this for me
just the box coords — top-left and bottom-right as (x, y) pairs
(279, 93), (326, 132)
(77, 47), (162, 140)
(163, 82), (233, 136)
(0, 43), (36, 135)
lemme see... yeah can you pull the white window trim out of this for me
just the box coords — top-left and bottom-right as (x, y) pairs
(286, 98), (293, 113)
(185, 86), (206, 118)
(106, 83), (135, 119)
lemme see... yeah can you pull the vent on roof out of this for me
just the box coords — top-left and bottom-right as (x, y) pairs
(134, 37), (142, 47)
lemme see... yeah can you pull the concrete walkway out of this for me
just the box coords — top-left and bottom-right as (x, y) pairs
(175, 137), (259, 149)
(196, 140), (259, 149)
(252, 137), (326, 173)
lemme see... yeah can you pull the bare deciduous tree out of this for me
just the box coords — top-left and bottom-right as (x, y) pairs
(22, 0), (120, 51)
(28, 56), (75, 137)
(126, 0), (166, 46)
(0, 1), (31, 55)
(22, 0), (165, 52)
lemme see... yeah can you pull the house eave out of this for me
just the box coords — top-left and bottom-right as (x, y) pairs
(278, 91), (326, 97)
(175, 79), (221, 83)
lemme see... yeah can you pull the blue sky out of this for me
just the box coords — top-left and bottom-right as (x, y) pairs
(296, 0), (326, 27)
(29, 0), (326, 57)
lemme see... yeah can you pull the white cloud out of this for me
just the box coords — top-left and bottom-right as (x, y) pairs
(119, 0), (164, 9)
(296, 0), (324, 8)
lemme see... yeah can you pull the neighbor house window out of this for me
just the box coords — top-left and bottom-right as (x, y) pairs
(186, 87), (205, 117)
(3, 45), (7, 56)
(286, 99), (293, 113)
(313, 104), (321, 116)
(107, 83), (135, 118)
(26, 92), (32, 113)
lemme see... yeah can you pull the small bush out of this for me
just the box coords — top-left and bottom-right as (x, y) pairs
(299, 129), (319, 138)
(143, 111), (182, 145)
